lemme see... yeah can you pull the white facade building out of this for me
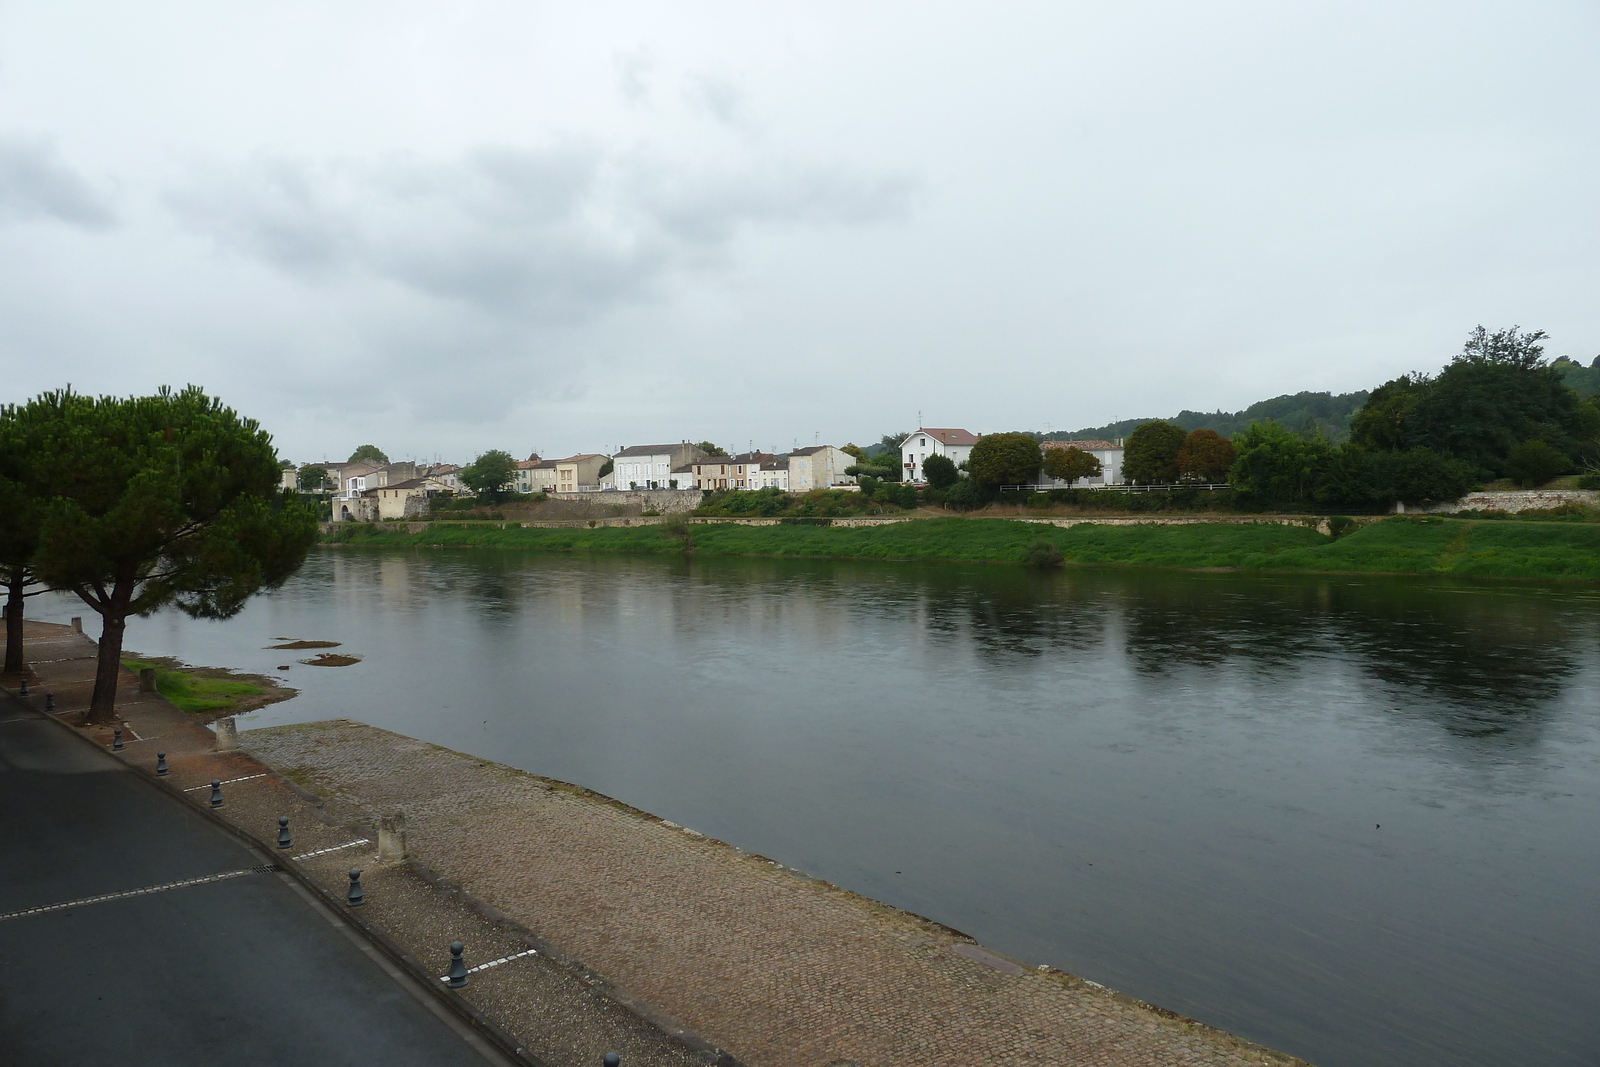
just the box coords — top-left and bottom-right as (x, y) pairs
(901, 428), (979, 484)
(612, 443), (708, 490)
(750, 459), (790, 490)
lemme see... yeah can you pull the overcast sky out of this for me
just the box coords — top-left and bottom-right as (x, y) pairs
(2, 1), (1597, 463)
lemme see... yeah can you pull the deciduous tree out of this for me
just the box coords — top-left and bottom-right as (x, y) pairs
(24, 387), (318, 723)
(1122, 421), (1186, 484)
(968, 433), (1042, 486)
(695, 441), (728, 457)
(1041, 446), (1102, 486)
(347, 444), (389, 465)
(1504, 440), (1569, 487)
(461, 449), (517, 501)
(1227, 420), (1331, 507)
(921, 453), (959, 489)
(296, 465), (333, 492)
(1176, 429), (1235, 483)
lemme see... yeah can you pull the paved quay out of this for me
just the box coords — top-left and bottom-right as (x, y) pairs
(243, 724), (1310, 1067)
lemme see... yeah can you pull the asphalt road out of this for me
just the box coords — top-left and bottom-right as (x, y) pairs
(0, 699), (510, 1066)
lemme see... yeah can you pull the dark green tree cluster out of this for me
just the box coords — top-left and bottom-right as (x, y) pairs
(0, 388), (318, 722)
(1229, 327), (1600, 509)
(1349, 327), (1599, 481)
(460, 449), (517, 502)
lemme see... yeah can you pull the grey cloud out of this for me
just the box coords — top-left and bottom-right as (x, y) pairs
(0, 136), (115, 229)
(684, 73), (747, 126)
(615, 50), (655, 104)
(640, 166), (918, 244)
(166, 144), (916, 321)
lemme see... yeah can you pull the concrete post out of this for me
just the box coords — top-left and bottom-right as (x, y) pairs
(71, 617), (83, 633)
(214, 716), (239, 752)
(378, 813), (408, 864)
(138, 667), (157, 693)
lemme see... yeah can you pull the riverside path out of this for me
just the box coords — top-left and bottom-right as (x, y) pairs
(0, 691), (512, 1066)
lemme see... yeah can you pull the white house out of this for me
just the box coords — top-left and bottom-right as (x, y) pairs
(750, 459), (790, 490)
(901, 428), (979, 484)
(612, 443), (708, 490)
(1039, 439), (1124, 487)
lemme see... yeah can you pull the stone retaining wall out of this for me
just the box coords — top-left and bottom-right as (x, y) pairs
(1413, 489), (1600, 514)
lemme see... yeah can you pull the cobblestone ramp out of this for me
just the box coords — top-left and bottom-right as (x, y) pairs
(245, 719), (1309, 1067)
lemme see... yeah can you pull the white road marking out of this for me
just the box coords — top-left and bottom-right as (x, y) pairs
(294, 839), (371, 860)
(438, 948), (538, 980)
(0, 865), (280, 922)
(183, 773), (267, 791)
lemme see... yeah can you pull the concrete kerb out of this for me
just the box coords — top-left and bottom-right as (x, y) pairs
(0, 687), (545, 1067)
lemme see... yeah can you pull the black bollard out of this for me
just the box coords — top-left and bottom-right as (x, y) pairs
(155, 751), (168, 776)
(209, 780), (224, 808)
(347, 868), (365, 907)
(18, 679), (28, 696)
(276, 815), (292, 850)
(44, 693), (54, 711)
(446, 942), (468, 988)
(112, 727), (123, 751)
(604, 1054), (620, 1067)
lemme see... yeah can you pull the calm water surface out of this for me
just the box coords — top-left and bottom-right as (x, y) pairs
(36, 549), (1600, 1067)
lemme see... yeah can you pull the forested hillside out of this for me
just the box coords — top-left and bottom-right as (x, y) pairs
(1045, 390), (1370, 444)
(1555, 356), (1600, 398)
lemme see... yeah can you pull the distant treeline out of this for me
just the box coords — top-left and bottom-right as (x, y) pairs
(1049, 390), (1370, 444)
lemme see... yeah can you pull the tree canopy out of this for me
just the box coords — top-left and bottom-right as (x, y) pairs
(1349, 326), (1600, 477)
(695, 441), (729, 457)
(461, 449), (517, 501)
(1176, 429), (1235, 483)
(968, 433), (1041, 486)
(0, 408), (49, 673)
(348, 444), (389, 465)
(1122, 421), (1186, 484)
(1505, 440), (1569, 487)
(16, 387), (318, 721)
(296, 465), (333, 492)
(1041, 446), (1102, 486)
(921, 453), (960, 489)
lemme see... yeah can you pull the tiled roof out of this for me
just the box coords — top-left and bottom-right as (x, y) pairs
(913, 428), (979, 446)
(613, 443), (690, 457)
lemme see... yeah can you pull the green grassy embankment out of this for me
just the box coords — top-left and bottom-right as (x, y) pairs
(322, 516), (1600, 580)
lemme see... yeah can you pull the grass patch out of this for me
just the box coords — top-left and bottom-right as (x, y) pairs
(120, 656), (292, 716)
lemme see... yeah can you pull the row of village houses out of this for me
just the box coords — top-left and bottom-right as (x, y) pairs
(290, 430), (1127, 522)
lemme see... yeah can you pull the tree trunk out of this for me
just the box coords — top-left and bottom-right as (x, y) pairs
(4, 572), (24, 676)
(88, 612), (126, 725)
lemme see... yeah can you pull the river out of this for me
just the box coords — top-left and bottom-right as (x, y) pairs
(32, 548), (1600, 1067)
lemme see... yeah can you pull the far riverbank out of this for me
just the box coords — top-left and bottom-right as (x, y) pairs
(323, 514), (1600, 581)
